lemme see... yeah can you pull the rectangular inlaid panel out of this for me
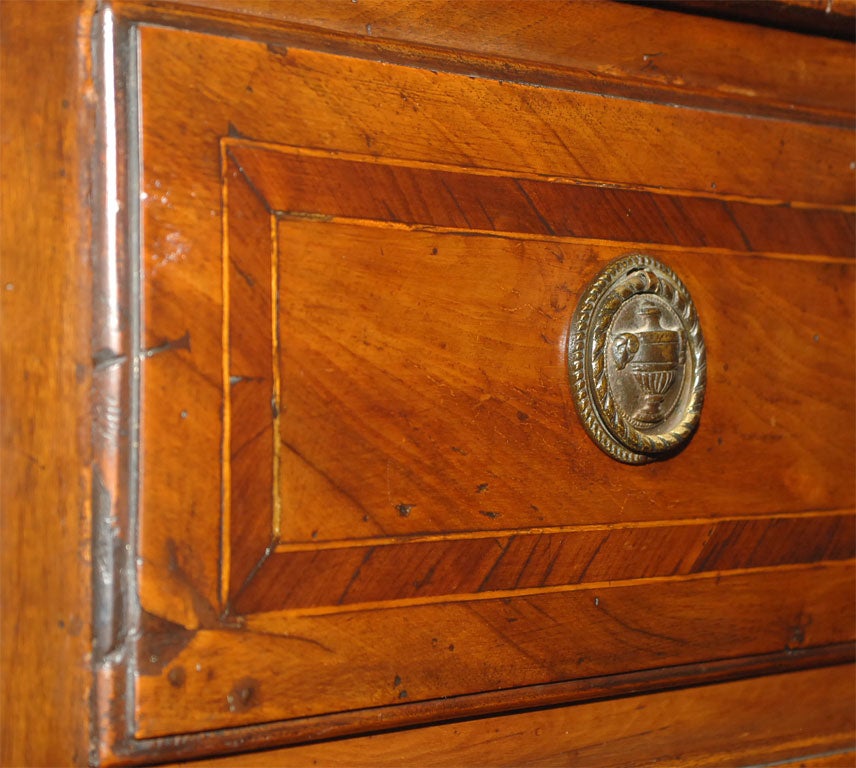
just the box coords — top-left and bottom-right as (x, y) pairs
(220, 142), (854, 615)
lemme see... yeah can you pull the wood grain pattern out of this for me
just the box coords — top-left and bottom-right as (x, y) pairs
(230, 143), (855, 259)
(135, 563), (855, 738)
(225, 151), (279, 602)
(165, 664), (856, 768)
(136, 26), (855, 207)
(122, 0), (856, 122)
(234, 515), (855, 613)
(269, 222), (854, 532)
(0, 2), (95, 765)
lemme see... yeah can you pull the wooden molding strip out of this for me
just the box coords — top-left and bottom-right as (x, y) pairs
(99, 643), (855, 766)
(112, 0), (856, 125)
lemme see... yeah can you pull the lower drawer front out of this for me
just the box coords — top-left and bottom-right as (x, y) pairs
(165, 664), (856, 768)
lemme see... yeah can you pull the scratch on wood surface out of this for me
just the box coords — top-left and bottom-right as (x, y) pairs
(338, 547), (376, 605)
(142, 330), (191, 359)
(597, 600), (682, 646)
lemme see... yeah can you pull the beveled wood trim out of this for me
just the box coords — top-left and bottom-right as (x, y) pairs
(134, 564), (855, 739)
(233, 514), (855, 615)
(111, 0), (856, 126)
(163, 664), (856, 767)
(102, 645), (856, 765)
(222, 149), (280, 605)
(123, 26), (856, 206)
(228, 141), (856, 259)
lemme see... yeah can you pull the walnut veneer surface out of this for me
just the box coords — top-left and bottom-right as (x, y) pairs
(1, 1), (854, 766)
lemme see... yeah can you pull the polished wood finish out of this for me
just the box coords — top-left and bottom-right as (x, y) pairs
(215, 145), (856, 617)
(136, 565), (854, 735)
(2, 1), (854, 765)
(169, 664), (856, 768)
(0, 2), (95, 765)
(168, 0), (856, 121)
(105, 3), (854, 759)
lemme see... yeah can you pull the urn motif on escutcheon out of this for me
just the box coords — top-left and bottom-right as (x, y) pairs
(611, 300), (686, 428)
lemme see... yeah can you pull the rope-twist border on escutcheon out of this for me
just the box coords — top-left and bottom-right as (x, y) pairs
(569, 254), (706, 464)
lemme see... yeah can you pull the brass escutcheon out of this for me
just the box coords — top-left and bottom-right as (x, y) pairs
(568, 254), (706, 464)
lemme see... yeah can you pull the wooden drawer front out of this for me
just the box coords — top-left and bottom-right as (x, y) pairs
(96, 11), (855, 760)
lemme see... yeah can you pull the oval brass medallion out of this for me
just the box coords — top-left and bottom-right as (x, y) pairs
(568, 254), (706, 464)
